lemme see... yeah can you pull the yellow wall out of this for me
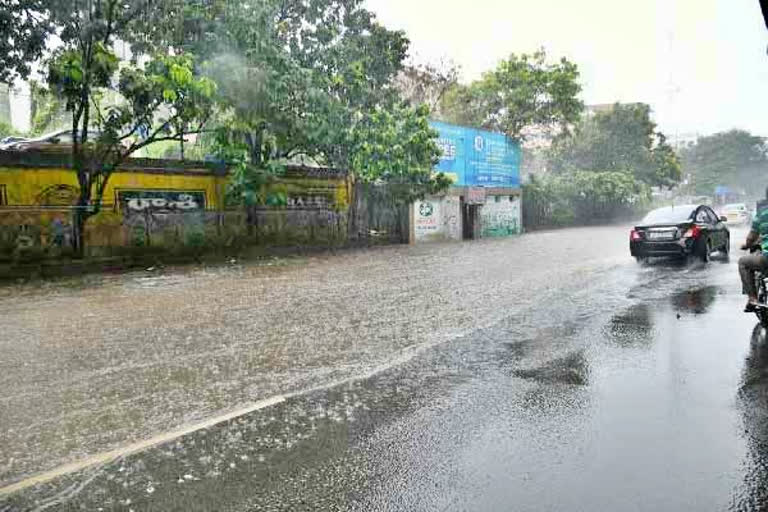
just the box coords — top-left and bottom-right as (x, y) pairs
(0, 167), (227, 208)
(0, 164), (351, 254)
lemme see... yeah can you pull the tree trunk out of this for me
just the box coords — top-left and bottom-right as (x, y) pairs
(348, 182), (366, 243)
(72, 207), (89, 259)
(245, 205), (259, 239)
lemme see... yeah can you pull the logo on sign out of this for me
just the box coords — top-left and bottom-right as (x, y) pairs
(474, 136), (484, 152)
(419, 202), (434, 217)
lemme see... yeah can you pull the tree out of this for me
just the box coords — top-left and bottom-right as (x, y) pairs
(523, 170), (650, 229)
(549, 103), (681, 188)
(680, 130), (768, 195)
(440, 49), (583, 140)
(650, 133), (682, 189)
(0, 0), (52, 84)
(139, 0), (448, 205)
(349, 103), (449, 199)
(36, 0), (217, 255)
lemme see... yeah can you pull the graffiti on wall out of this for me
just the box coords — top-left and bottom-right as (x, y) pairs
(481, 195), (521, 237)
(285, 194), (332, 209)
(0, 164), (352, 255)
(36, 184), (79, 206)
(117, 190), (206, 212)
(0, 211), (73, 255)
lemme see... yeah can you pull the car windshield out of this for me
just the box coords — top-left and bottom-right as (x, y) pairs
(641, 206), (695, 225)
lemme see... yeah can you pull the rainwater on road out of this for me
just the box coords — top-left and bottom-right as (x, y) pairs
(2, 225), (767, 511)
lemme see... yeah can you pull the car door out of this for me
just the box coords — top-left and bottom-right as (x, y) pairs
(705, 207), (724, 247)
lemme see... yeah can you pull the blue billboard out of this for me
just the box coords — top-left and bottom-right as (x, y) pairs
(430, 120), (521, 188)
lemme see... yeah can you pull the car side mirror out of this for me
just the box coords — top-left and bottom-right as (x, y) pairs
(720, 216), (727, 223)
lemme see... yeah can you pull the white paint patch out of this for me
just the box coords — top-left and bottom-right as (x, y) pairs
(414, 196), (461, 242)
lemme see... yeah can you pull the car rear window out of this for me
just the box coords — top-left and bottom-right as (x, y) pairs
(641, 207), (695, 225)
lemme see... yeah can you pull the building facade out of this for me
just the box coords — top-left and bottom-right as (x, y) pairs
(411, 121), (523, 243)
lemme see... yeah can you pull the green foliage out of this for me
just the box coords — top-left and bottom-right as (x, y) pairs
(349, 103), (449, 202)
(0, 0), (52, 84)
(20, 0), (220, 255)
(523, 171), (650, 229)
(29, 80), (68, 135)
(0, 120), (18, 138)
(141, 0), (442, 203)
(213, 128), (285, 207)
(549, 103), (681, 188)
(679, 130), (768, 195)
(440, 49), (583, 140)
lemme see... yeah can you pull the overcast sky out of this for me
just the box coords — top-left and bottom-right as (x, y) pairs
(365, 0), (768, 137)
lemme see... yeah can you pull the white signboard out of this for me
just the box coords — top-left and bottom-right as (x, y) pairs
(415, 200), (441, 241)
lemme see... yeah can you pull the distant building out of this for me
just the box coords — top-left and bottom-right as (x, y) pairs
(667, 132), (701, 150)
(585, 102), (646, 117)
(412, 121), (523, 243)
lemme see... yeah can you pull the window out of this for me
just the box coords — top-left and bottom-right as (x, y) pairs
(695, 209), (710, 223)
(643, 206), (695, 224)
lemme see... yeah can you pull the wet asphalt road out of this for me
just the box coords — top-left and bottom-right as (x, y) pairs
(3, 225), (768, 511)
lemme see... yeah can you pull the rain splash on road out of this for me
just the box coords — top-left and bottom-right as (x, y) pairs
(4, 226), (767, 511)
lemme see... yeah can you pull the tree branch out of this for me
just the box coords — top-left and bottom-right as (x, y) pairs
(115, 0), (154, 32)
(103, 0), (118, 45)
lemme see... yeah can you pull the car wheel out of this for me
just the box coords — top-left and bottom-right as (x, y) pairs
(722, 235), (730, 260)
(697, 238), (712, 263)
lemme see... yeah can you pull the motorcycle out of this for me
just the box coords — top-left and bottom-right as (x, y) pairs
(749, 245), (768, 328)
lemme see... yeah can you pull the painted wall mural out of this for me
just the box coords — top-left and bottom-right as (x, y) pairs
(481, 195), (522, 237)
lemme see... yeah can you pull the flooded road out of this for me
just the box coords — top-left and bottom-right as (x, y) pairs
(2, 225), (767, 511)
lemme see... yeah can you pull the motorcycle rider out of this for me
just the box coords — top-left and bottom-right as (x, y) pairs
(739, 186), (768, 312)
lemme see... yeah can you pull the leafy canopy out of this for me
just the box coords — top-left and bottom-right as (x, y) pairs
(549, 103), (681, 188)
(0, 0), (52, 84)
(524, 170), (650, 228)
(140, 0), (446, 205)
(680, 130), (768, 195)
(440, 49), (583, 140)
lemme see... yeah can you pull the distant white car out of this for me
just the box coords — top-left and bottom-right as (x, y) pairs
(720, 203), (751, 226)
(0, 135), (28, 149)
